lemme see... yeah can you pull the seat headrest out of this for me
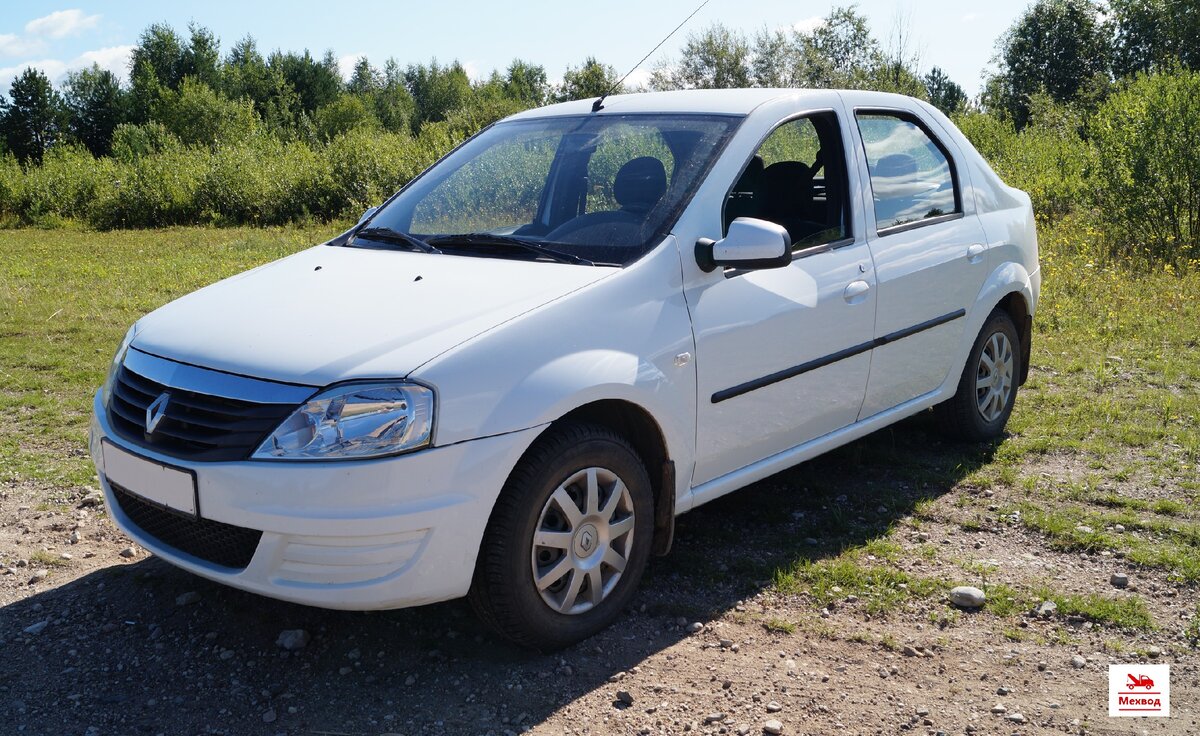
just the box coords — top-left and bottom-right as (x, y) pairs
(733, 155), (764, 192)
(614, 157), (667, 213)
(761, 161), (813, 217)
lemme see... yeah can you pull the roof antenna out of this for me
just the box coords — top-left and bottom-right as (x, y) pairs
(591, 0), (711, 112)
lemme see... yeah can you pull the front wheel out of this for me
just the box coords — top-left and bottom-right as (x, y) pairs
(935, 309), (1022, 441)
(469, 422), (653, 650)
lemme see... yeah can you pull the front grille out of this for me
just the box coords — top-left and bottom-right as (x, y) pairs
(111, 484), (262, 569)
(108, 364), (298, 461)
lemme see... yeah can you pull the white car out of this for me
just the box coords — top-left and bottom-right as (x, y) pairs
(90, 89), (1039, 649)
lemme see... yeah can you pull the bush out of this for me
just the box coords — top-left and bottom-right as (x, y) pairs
(87, 146), (207, 228)
(1090, 67), (1200, 261)
(0, 154), (23, 220)
(18, 144), (119, 223)
(154, 78), (260, 147)
(110, 122), (182, 162)
(325, 128), (431, 215)
(196, 137), (332, 224)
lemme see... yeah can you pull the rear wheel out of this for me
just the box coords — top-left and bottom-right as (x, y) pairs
(935, 309), (1021, 441)
(469, 422), (653, 650)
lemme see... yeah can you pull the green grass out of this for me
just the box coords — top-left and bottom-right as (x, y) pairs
(0, 224), (342, 486)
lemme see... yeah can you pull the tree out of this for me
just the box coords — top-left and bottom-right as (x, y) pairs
(155, 77), (259, 146)
(271, 50), (343, 116)
(348, 57), (382, 96)
(373, 59), (416, 134)
(131, 23), (185, 90)
(502, 60), (549, 107)
(1110, 0), (1200, 76)
(180, 23), (222, 89)
(651, 24), (752, 90)
(404, 59), (472, 129)
(223, 36), (300, 135)
(924, 67), (967, 114)
(63, 64), (127, 156)
(314, 95), (379, 140)
(994, 0), (1112, 126)
(1, 68), (64, 163)
(555, 57), (621, 102)
(748, 6), (886, 90)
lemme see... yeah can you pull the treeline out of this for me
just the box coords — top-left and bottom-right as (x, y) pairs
(0, 1), (1197, 262)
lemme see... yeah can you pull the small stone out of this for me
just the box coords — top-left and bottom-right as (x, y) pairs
(23, 620), (49, 635)
(990, 704), (1007, 714)
(404, 674), (417, 686)
(766, 701), (782, 713)
(59, 552), (72, 560)
(262, 709), (276, 723)
(996, 686), (1010, 696)
(1006, 713), (1026, 724)
(916, 707), (929, 716)
(763, 719), (784, 735)
(119, 546), (137, 558)
(1111, 572), (1129, 588)
(175, 591), (200, 606)
(687, 622), (704, 633)
(737, 725), (751, 736)
(1070, 654), (1086, 669)
(1049, 702), (1061, 709)
(616, 690), (634, 706)
(1033, 600), (1057, 618)
(1147, 646), (1162, 658)
(916, 532), (931, 542)
(275, 629), (310, 651)
(219, 649), (234, 660)
(1075, 525), (1094, 534)
(719, 638), (733, 648)
(949, 586), (986, 608)
(902, 645), (920, 657)
(79, 491), (104, 507)
(337, 666), (351, 675)
(704, 713), (726, 724)
(1114, 524), (1126, 533)
(28, 569), (48, 584)
(70, 530), (81, 544)
(1037, 661), (1047, 671)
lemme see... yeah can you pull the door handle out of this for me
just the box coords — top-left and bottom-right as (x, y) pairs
(843, 280), (871, 303)
(966, 243), (986, 264)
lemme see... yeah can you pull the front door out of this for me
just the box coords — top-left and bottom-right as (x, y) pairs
(687, 112), (877, 487)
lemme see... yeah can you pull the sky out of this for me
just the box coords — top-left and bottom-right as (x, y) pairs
(0, 1), (1031, 98)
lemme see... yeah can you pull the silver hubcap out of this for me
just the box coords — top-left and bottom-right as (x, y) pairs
(975, 330), (1014, 423)
(531, 467), (635, 615)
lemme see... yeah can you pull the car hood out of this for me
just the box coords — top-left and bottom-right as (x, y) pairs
(133, 245), (614, 387)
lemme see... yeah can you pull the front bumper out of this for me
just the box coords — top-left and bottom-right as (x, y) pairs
(90, 391), (544, 610)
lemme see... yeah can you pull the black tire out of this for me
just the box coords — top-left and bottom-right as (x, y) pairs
(934, 309), (1022, 442)
(468, 421), (654, 651)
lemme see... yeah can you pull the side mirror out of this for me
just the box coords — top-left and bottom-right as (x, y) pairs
(356, 206), (379, 225)
(695, 218), (792, 273)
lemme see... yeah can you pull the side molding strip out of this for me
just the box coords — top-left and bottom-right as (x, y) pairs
(711, 309), (966, 403)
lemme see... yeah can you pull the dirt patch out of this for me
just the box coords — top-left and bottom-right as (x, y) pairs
(1, 416), (1196, 735)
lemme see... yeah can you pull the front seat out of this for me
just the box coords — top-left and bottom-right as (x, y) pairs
(759, 161), (825, 243)
(545, 157), (667, 242)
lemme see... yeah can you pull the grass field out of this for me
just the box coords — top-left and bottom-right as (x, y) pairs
(1, 218), (1197, 601)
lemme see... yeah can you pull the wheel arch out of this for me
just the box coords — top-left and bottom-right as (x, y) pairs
(996, 291), (1032, 385)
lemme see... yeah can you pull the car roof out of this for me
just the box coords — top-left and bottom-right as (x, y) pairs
(503, 88), (917, 120)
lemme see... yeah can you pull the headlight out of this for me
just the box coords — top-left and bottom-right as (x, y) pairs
(100, 324), (139, 406)
(252, 382), (434, 461)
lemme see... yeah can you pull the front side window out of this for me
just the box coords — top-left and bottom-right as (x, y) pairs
(365, 114), (740, 266)
(856, 113), (958, 231)
(723, 112), (848, 251)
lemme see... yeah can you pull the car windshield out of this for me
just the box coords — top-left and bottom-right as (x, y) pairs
(356, 113), (741, 266)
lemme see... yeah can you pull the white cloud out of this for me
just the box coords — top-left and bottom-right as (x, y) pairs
(622, 68), (652, 91)
(337, 53), (365, 80)
(462, 60), (482, 82)
(75, 44), (134, 79)
(0, 45), (134, 90)
(792, 16), (825, 35)
(961, 13), (980, 23)
(0, 33), (48, 58)
(24, 9), (101, 39)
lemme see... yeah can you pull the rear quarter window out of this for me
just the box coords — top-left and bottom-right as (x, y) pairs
(856, 113), (959, 231)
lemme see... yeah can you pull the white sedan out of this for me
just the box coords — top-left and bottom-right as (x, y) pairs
(90, 88), (1039, 649)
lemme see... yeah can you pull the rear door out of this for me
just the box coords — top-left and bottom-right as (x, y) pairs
(848, 106), (989, 418)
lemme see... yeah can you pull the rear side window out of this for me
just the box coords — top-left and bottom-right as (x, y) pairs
(855, 113), (958, 231)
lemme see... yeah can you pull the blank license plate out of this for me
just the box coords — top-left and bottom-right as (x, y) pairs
(101, 440), (198, 517)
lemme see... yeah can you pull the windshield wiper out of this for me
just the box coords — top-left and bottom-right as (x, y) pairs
(353, 226), (442, 254)
(426, 233), (597, 266)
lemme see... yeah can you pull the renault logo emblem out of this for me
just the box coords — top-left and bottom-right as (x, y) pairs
(580, 530), (594, 551)
(145, 393), (170, 434)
